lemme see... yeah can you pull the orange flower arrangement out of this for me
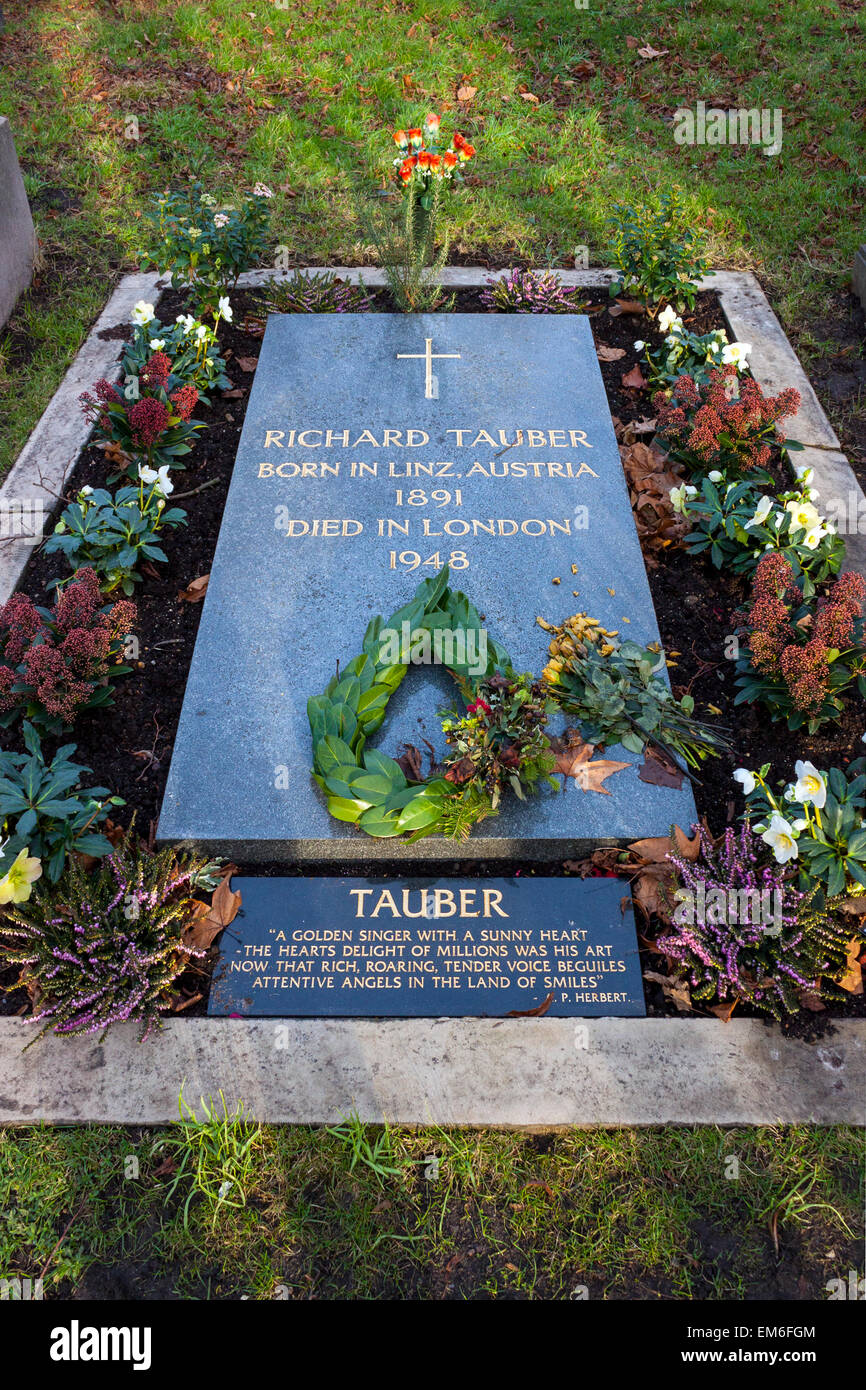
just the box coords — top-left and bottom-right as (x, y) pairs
(392, 112), (475, 201)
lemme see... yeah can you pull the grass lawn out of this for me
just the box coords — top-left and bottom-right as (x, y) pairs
(0, 0), (864, 475)
(0, 1120), (862, 1299)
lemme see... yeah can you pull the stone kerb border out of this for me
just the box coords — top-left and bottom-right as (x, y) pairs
(0, 1017), (862, 1126)
(0, 267), (864, 1125)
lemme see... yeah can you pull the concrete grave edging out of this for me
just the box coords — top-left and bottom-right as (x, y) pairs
(0, 1016), (862, 1127)
(0, 266), (864, 1125)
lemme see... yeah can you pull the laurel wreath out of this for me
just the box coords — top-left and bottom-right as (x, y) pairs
(307, 566), (510, 839)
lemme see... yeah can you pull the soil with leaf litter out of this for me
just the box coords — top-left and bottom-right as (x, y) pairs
(1, 286), (863, 1032)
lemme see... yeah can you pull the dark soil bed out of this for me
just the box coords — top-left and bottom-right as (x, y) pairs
(2, 283), (864, 1035)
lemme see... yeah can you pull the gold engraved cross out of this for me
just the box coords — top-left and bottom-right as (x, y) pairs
(396, 337), (461, 399)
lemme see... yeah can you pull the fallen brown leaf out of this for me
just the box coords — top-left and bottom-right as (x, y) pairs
(596, 343), (626, 362)
(184, 876), (242, 952)
(644, 969), (692, 1012)
(629, 826), (701, 863)
(235, 355), (259, 373)
(638, 44), (669, 59)
(621, 363), (648, 390)
(553, 738), (630, 795)
(507, 990), (555, 1017)
(639, 746), (684, 790)
(838, 938), (863, 995)
(609, 298), (645, 317)
(710, 999), (738, 1022)
(177, 574), (209, 603)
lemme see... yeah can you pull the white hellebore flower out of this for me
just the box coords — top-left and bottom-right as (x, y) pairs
(149, 338), (166, 351)
(218, 295), (233, 323)
(195, 325), (208, 341)
(658, 305), (683, 334)
(633, 339), (645, 352)
(707, 470), (724, 483)
(132, 300), (155, 327)
(733, 768), (756, 795)
(793, 760), (827, 809)
(801, 525), (828, 551)
(669, 482), (697, 514)
(176, 314), (197, 333)
(139, 464), (174, 496)
(786, 498), (821, 533)
(761, 814), (800, 863)
(79, 485), (93, 497)
(743, 494), (774, 530)
(722, 341), (751, 369)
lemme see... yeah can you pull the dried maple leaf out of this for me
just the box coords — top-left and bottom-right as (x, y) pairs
(619, 439), (688, 562)
(644, 969), (692, 1012)
(554, 738), (630, 795)
(177, 574), (209, 603)
(236, 355), (259, 373)
(184, 876), (242, 952)
(456, 83), (477, 103)
(629, 826), (702, 863)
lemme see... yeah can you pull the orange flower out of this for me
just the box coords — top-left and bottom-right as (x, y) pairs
(453, 131), (467, 150)
(399, 156), (417, 182)
(417, 149), (433, 168)
(443, 150), (458, 169)
(424, 112), (440, 129)
(459, 142), (475, 161)
(407, 127), (423, 146)
(393, 129), (408, 147)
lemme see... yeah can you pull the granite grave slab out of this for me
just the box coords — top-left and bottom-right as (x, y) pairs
(207, 876), (646, 1018)
(158, 313), (697, 862)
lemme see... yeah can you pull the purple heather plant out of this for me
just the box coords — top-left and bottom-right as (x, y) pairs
(655, 821), (852, 1020)
(0, 831), (221, 1043)
(260, 270), (374, 314)
(480, 268), (587, 314)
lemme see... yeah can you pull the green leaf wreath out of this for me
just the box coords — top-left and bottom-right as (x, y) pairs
(307, 566), (559, 840)
(308, 566), (728, 840)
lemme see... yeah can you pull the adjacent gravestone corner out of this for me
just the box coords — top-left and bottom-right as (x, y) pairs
(0, 115), (37, 330)
(853, 245), (866, 314)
